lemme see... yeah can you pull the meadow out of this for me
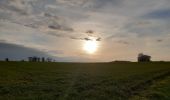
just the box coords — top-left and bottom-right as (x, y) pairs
(0, 61), (170, 100)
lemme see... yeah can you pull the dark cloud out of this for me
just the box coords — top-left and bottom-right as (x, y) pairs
(85, 30), (102, 41)
(85, 30), (95, 36)
(69, 37), (89, 41)
(48, 25), (74, 32)
(24, 24), (38, 29)
(44, 12), (61, 19)
(83, 37), (102, 41)
(96, 37), (101, 41)
(48, 32), (102, 41)
(144, 8), (170, 19)
(0, 42), (50, 61)
(157, 39), (163, 42)
(86, 30), (94, 34)
(84, 37), (91, 41)
(48, 25), (62, 30)
(70, 37), (96, 41)
(0, 42), (91, 62)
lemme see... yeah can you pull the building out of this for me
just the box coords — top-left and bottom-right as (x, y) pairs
(138, 53), (151, 62)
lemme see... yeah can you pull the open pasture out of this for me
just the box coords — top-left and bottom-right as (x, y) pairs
(0, 62), (170, 100)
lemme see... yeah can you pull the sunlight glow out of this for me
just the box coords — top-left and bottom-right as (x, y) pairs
(83, 40), (98, 54)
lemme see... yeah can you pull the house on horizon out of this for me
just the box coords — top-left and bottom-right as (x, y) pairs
(138, 53), (151, 62)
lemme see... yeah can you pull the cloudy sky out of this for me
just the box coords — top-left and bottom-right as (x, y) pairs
(0, 0), (170, 62)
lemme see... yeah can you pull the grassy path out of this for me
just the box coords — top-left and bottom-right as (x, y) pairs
(130, 72), (170, 100)
(61, 67), (82, 100)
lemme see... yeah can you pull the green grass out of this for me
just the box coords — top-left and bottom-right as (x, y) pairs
(0, 61), (170, 100)
(130, 76), (170, 100)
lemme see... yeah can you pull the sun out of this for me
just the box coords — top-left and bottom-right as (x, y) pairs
(83, 40), (98, 54)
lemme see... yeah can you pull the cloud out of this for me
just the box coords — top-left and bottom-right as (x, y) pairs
(44, 12), (59, 18)
(0, 0), (74, 32)
(56, 0), (88, 7)
(106, 34), (128, 40)
(144, 8), (170, 19)
(0, 42), (51, 60)
(84, 37), (91, 41)
(0, 0), (34, 15)
(0, 42), (93, 62)
(116, 40), (129, 45)
(47, 32), (65, 37)
(157, 39), (163, 42)
(47, 31), (87, 41)
(47, 30), (102, 41)
(96, 37), (101, 41)
(48, 24), (74, 32)
(0, 39), (7, 43)
(1, 0), (170, 61)
(86, 30), (94, 34)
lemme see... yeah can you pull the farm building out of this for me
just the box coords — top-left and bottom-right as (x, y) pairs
(138, 53), (151, 62)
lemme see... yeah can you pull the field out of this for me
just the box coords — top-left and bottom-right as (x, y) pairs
(0, 62), (170, 100)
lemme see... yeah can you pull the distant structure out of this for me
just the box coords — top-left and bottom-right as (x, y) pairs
(5, 58), (9, 62)
(28, 56), (41, 62)
(28, 56), (54, 62)
(46, 57), (52, 62)
(138, 53), (151, 62)
(41, 57), (45, 62)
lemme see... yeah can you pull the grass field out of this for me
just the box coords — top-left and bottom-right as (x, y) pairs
(0, 61), (170, 100)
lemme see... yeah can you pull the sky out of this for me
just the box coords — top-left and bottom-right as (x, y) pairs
(0, 0), (170, 62)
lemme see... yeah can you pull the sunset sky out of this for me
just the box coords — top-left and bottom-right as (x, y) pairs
(0, 0), (170, 62)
